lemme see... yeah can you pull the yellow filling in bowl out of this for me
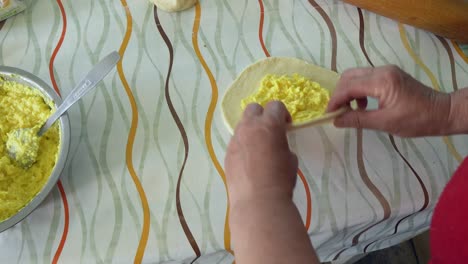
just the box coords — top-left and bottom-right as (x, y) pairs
(241, 74), (330, 123)
(0, 78), (60, 221)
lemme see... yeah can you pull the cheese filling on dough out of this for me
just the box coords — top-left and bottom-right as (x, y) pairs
(241, 74), (330, 123)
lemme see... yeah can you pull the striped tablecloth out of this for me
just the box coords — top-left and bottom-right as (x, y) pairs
(1, 0), (467, 263)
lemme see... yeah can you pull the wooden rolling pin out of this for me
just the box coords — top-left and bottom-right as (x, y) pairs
(343, 0), (468, 43)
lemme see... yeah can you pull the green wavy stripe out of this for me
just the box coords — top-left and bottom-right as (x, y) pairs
(172, 73), (207, 250)
(63, 0), (88, 260)
(235, 0), (256, 63)
(25, 0), (41, 74)
(112, 2), (158, 259)
(214, 0), (236, 78)
(130, 18), (151, 179)
(406, 140), (438, 208)
(400, 140), (416, 229)
(331, 2), (362, 68)
(424, 139), (449, 180)
(292, 1), (318, 64)
(15, 3), (42, 261)
(141, 7), (163, 259)
(17, 220), (37, 263)
(175, 13), (222, 250)
(428, 35), (447, 92)
(0, 17), (15, 65)
(222, 0), (254, 71)
(302, 2), (375, 251)
(359, 10), (404, 235)
(407, 29), (449, 203)
(43, 189), (60, 263)
(16, 224), (25, 263)
(278, 2), (337, 234)
(308, 3), (378, 251)
(81, 2), (110, 262)
(199, 28), (234, 252)
(335, 5), (398, 248)
(456, 60), (468, 75)
(375, 16), (403, 66)
(109, 0), (124, 35)
(83, 101), (104, 264)
(269, 0), (301, 58)
(363, 12), (387, 65)
(172, 14), (210, 252)
(43, 0), (62, 260)
(145, 17), (176, 260)
(143, 39), (171, 263)
(108, 71), (142, 241)
(367, 14), (439, 230)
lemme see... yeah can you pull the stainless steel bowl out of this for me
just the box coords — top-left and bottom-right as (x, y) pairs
(0, 66), (71, 232)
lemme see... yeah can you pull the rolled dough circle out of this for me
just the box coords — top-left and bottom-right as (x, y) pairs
(153, 0), (197, 12)
(221, 57), (344, 134)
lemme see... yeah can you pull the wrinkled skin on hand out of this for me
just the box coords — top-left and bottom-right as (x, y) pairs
(327, 65), (451, 137)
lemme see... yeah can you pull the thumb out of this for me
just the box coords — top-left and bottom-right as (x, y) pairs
(334, 110), (383, 130)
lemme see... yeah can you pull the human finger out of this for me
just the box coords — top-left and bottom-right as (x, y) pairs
(243, 103), (263, 118)
(264, 101), (291, 126)
(340, 67), (375, 81)
(327, 74), (383, 112)
(333, 109), (386, 131)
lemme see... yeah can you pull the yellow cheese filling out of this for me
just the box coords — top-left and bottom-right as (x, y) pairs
(0, 78), (60, 221)
(241, 74), (330, 123)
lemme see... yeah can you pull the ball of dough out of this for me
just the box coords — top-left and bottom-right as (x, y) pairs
(152, 0), (198, 12)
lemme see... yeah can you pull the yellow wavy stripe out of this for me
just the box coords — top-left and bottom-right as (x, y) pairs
(399, 23), (463, 163)
(451, 40), (468, 64)
(192, 2), (232, 252)
(117, 3), (150, 263)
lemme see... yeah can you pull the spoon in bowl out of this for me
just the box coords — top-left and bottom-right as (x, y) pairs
(6, 51), (121, 169)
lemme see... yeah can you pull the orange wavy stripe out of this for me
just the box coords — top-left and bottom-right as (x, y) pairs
(297, 170), (312, 230)
(48, 0), (67, 97)
(257, 0), (270, 57)
(257, 0), (312, 230)
(117, 3), (150, 263)
(451, 40), (468, 64)
(48, 0), (69, 262)
(192, 2), (231, 251)
(399, 23), (463, 163)
(52, 181), (69, 264)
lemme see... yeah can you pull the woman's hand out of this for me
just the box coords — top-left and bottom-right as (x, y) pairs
(225, 101), (319, 264)
(225, 101), (298, 206)
(327, 65), (452, 137)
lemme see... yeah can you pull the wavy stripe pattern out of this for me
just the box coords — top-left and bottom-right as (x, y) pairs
(355, 8), (429, 253)
(47, 0), (70, 262)
(154, 6), (201, 261)
(192, 2), (231, 252)
(399, 23), (463, 163)
(257, 0), (312, 231)
(116, 2), (150, 262)
(0, 1), (467, 263)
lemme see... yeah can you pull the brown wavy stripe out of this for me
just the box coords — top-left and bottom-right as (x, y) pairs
(307, 0), (337, 71)
(437, 36), (458, 91)
(363, 136), (430, 251)
(154, 6), (201, 261)
(355, 8), (429, 253)
(357, 8), (374, 67)
(338, 130), (391, 258)
(0, 20), (5, 31)
(334, 9), (392, 259)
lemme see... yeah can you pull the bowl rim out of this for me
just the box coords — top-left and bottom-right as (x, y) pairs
(0, 66), (71, 233)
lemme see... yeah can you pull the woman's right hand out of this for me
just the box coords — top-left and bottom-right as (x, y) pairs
(327, 65), (453, 137)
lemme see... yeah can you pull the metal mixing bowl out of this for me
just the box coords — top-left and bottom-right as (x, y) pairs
(0, 66), (71, 232)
